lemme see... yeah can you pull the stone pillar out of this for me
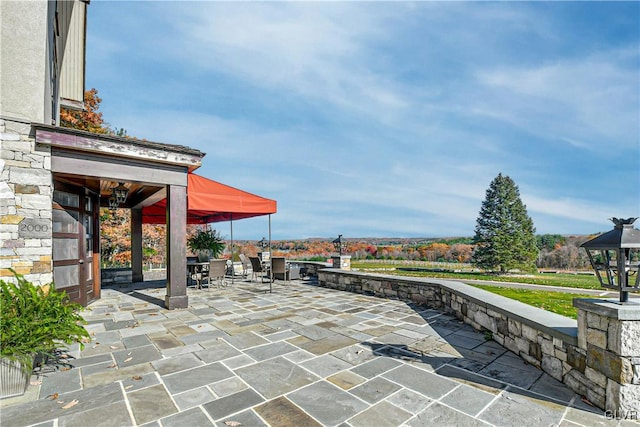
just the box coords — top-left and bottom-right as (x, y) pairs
(0, 119), (53, 286)
(331, 255), (351, 270)
(573, 299), (640, 416)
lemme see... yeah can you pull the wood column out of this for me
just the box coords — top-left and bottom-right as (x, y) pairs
(131, 208), (143, 282)
(165, 184), (188, 309)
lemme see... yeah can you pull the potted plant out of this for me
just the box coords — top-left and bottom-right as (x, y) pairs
(0, 271), (89, 398)
(187, 228), (225, 261)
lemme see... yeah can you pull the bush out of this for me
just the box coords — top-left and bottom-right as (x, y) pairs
(0, 271), (89, 372)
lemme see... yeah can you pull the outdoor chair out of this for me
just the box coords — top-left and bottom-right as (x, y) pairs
(187, 256), (210, 288)
(206, 259), (228, 289)
(270, 257), (292, 284)
(238, 254), (251, 279)
(249, 256), (268, 283)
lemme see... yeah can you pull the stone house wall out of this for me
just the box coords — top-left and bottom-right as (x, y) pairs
(318, 269), (639, 412)
(0, 118), (53, 286)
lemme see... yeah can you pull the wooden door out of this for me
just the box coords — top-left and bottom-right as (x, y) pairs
(52, 181), (99, 306)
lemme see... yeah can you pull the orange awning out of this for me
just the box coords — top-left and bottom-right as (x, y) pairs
(142, 173), (277, 224)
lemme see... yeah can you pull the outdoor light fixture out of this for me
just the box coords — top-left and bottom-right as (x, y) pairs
(112, 182), (129, 205)
(108, 194), (119, 212)
(258, 237), (268, 249)
(332, 234), (347, 256)
(581, 217), (640, 304)
(107, 182), (129, 213)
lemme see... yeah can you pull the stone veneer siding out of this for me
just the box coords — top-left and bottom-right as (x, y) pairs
(318, 269), (640, 412)
(0, 118), (53, 286)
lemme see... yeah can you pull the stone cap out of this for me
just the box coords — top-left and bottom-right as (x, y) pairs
(573, 298), (640, 320)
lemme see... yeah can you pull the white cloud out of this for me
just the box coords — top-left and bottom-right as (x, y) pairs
(86, 2), (639, 238)
(474, 48), (639, 151)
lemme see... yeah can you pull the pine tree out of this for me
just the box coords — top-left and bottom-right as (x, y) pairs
(472, 173), (538, 273)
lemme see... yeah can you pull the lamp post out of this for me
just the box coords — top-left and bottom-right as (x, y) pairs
(332, 234), (346, 256)
(580, 217), (640, 304)
(258, 237), (268, 250)
(331, 234), (351, 270)
(257, 236), (270, 265)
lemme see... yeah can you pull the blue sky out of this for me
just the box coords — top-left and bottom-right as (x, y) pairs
(87, 1), (639, 240)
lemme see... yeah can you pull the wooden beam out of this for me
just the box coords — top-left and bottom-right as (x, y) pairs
(51, 148), (188, 186)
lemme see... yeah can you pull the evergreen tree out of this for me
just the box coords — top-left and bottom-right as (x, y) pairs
(472, 173), (538, 273)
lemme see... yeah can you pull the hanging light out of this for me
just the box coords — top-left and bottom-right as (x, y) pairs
(108, 194), (119, 212)
(112, 182), (129, 205)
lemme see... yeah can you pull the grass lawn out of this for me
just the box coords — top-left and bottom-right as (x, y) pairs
(471, 284), (593, 319)
(351, 261), (600, 289)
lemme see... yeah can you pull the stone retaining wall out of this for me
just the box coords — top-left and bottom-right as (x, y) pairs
(0, 119), (53, 286)
(318, 269), (639, 412)
(101, 268), (133, 286)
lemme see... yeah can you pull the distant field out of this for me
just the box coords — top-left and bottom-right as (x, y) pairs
(350, 260), (600, 289)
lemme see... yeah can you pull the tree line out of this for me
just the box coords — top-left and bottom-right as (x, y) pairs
(99, 219), (595, 271)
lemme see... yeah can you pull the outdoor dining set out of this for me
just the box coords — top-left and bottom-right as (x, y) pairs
(186, 253), (302, 290)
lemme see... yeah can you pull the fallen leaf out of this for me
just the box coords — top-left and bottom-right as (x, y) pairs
(48, 393), (59, 400)
(581, 396), (595, 407)
(30, 380), (43, 386)
(132, 375), (143, 381)
(224, 421), (242, 427)
(62, 399), (79, 409)
(124, 357), (133, 363)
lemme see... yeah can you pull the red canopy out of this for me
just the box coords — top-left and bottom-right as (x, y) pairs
(142, 173), (277, 224)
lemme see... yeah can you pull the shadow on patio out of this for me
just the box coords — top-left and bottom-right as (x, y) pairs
(0, 277), (609, 427)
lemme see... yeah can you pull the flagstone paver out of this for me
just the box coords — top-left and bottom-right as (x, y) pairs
(236, 357), (319, 399)
(255, 397), (323, 427)
(128, 384), (178, 425)
(287, 381), (369, 425)
(0, 278), (622, 427)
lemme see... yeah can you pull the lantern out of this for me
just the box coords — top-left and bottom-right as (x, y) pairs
(112, 182), (129, 205)
(581, 217), (640, 303)
(332, 234), (347, 256)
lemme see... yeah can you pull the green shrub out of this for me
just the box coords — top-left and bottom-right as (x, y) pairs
(187, 228), (225, 259)
(0, 271), (90, 372)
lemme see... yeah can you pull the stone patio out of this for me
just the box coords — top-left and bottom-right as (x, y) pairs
(0, 278), (632, 426)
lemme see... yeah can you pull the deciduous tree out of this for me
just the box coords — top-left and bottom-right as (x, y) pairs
(60, 88), (109, 133)
(472, 173), (538, 273)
